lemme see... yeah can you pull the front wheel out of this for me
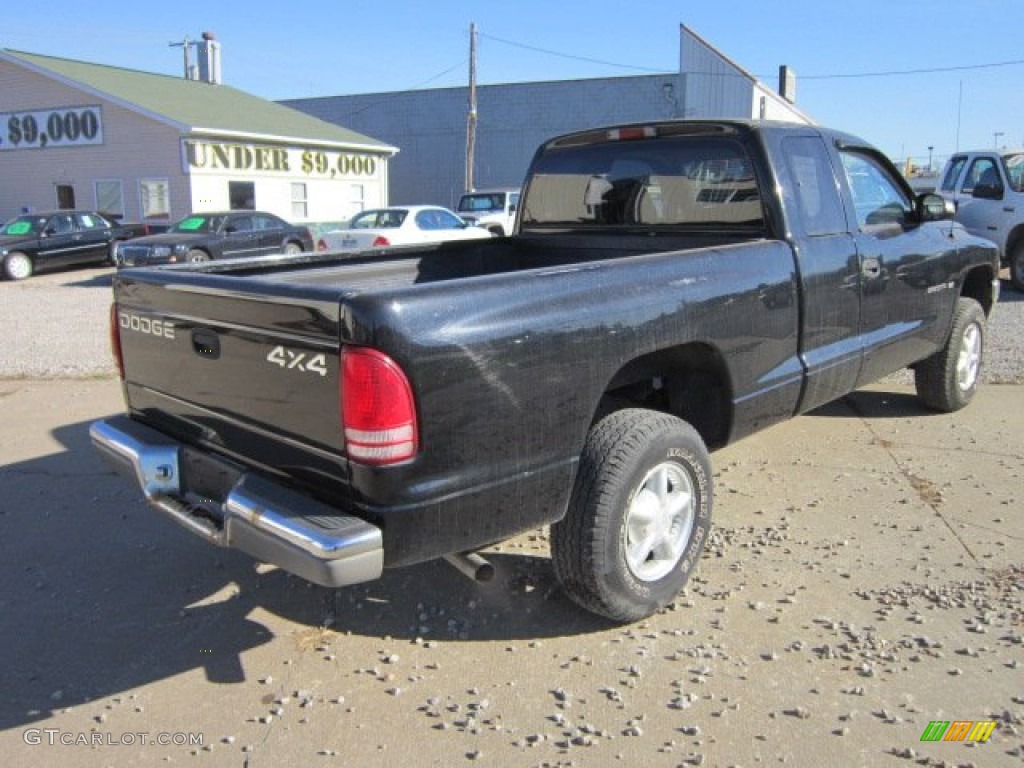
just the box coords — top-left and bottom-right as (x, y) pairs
(914, 297), (985, 412)
(283, 242), (303, 255)
(3, 251), (33, 280)
(185, 249), (210, 263)
(1010, 241), (1024, 293)
(551, 409), (712, 622)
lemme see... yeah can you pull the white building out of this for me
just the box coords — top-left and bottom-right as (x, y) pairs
(282, 25), (812, 208)
(0, 47), (396, 225)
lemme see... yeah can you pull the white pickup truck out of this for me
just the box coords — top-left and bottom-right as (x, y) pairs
(455, 187), (520, 236)
(937, 149), (1024, 291)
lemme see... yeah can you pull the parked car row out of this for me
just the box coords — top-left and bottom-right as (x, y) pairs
(2, 201), (506, 280)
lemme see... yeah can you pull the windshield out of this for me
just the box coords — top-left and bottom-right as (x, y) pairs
(458, 193), (505, 213)
(170, 215), (226, 234)
(1, 215), (47, 236)
(522, 136), (763, 230)
(1004, 153), (1024, 193)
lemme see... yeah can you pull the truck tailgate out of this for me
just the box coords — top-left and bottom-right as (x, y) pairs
(113, 269), (347, 488)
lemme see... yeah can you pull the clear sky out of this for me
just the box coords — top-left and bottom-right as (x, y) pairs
(4, 0), (1021, 169)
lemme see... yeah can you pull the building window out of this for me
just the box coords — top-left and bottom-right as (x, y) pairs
(140, 179), (170, 220)
(291, 182), (308, 219)
(56, 184), (75, 209)
(95, 180), (124, 217)
(349, 184), (366, 216)
(229, 181), (255, 210)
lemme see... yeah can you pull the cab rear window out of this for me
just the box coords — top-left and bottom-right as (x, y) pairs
(522, 137), (763, 230)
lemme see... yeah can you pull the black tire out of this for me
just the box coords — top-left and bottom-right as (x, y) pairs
(551, 409), (712, 622)
(3, 251), (33, 280)
(1010, 241), (1024, 293)
(283, 242), (303, 255)
(185, 249), (210, 263)
(914, 297), (985, 412)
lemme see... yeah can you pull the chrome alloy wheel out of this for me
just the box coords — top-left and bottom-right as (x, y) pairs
(957, 322), (982, 393)
(624, 461), (695, 582)
(4, 252), (32, 280)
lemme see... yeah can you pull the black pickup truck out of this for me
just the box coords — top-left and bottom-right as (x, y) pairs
(91, 120), (1000, 622)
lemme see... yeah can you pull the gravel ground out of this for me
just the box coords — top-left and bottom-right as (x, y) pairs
(2, 378), (1021, 767)
(1, 265), (1021, 383)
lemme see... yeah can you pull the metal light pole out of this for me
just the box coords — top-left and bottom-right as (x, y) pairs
(465, 23), (478, 193)
(927, 146), (934, 173)
(994, 131), (1004, 149)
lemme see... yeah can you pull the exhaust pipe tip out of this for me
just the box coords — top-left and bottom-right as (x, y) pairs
(444, 552), (495, 582)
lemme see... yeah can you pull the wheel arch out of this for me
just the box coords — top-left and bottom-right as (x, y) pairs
(1004, 223), (1024, 265)
(960, 263), (997, 316)
(593, 342), (734, 450)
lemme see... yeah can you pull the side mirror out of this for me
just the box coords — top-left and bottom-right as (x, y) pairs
(916, 193), (955, 222)
(508, 203), (518, 213)
(224, 225), (237, 233)
(972, 184), (1004, 201)
(43, 227), (57, 237)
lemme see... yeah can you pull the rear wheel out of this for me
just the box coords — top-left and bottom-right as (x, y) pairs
(185, 249), (210, 263)
(914, 297), (985, 412)
(551, 409), (712, 622)
(283, 242), (302, 255)
(3, 251), (33, 280)
(1010, 241), (1024, 293)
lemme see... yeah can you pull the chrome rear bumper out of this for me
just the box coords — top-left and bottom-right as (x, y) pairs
(90, 415), (383, 588)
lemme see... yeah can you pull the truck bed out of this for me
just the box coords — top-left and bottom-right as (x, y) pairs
(233, 231), (765, 292)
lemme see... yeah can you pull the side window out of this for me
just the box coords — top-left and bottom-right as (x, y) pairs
(940, 156), (967, 192)
(839, 151), (911, 230)
(75, 213), (105, 230)
(415, 210), (439, 230)
(253, 215), (279, 231)
(782, 137), (847, 236)
(230, 216), (254, 232)
(962, 157), (1001, 194)
(48, 214), (75, 234)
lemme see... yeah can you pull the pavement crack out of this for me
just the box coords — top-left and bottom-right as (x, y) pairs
(842, 395), (979, 564)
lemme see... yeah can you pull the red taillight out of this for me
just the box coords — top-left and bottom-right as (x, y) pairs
(342, 347), (418, 465)
(109, 304), (125, 379)
(317, 238), (328, 251)
(371, 236), (390, 247)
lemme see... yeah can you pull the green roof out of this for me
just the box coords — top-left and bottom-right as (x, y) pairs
(1, 49), (395, 152)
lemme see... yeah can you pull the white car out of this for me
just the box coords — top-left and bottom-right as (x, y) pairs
(317, 206), (493, 252)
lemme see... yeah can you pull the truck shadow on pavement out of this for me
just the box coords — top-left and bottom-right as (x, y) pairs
(807, 388), (934, 420)
(0, 419), (607, 732)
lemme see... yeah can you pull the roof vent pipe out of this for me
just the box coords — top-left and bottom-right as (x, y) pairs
(197, 31), (221, 85)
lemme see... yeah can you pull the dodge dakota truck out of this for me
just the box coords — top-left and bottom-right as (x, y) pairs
(91, 120), (1000, 622)
(937, 148), (1024, 291)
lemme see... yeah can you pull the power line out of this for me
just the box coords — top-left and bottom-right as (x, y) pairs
(480, 30), (1024, 81)
(800, 59), (1024, 80)
(479, 32), (668, 74)
(338, 60), (467, 118)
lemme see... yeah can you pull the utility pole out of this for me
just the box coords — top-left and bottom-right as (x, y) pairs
(169, 36), (192, 79)
(994, 131), (1004, 149)
(465, 23), (478, 193)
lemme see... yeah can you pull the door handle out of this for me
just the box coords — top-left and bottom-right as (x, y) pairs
(862, 257), (882, 278)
